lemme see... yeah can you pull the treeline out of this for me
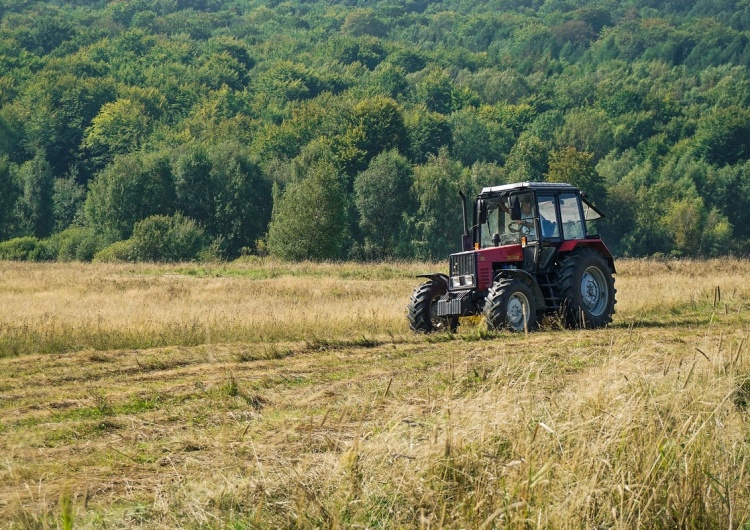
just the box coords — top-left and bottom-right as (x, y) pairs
(2, 0), (750, 261)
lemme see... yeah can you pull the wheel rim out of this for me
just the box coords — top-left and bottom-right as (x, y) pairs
(580, 266), (609, 316)
(506, 292), (530, 331)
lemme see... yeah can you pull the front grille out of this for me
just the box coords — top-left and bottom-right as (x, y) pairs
(449, 252), (476, 290)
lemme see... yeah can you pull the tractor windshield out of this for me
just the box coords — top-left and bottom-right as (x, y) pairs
(479, 192), (537, 247)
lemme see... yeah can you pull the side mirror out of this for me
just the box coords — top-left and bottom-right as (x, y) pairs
(510, 197), (522, 221)
(478, 199), (487, 225)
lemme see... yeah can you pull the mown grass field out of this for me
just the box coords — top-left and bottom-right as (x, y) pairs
(1, 258), (750, 529)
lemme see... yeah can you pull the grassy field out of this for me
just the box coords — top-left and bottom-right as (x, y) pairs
(1, 258), (750, 528)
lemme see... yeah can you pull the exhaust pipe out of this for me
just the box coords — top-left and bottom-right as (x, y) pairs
(459, 191), (472, 251)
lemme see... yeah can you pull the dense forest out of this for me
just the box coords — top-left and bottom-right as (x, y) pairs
(2, 0), (750, 261)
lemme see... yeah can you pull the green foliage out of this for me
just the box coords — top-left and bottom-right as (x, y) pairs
(505, 134), (549, 182)
(556, 107), (615, 161)
(342, 9), (387, 38)
(449, 107), (514, 166)
(14, 152), (54, 238)
(8, 73), (116, 179)
(0, 115), (19, 159)
(267, 151), (350, 262)
(82, 99), (150, 174)
(416, 68), (454, 115)
(405, 107), (451, 164)
(0, 236), (52, 261)
(327, 35), (386, 70)
(93, 240), (136, 263)
(205, 143), (272, 258)
(546, 147), (605, 199)
(47, 227), (104, 262)
(4, 0), (750, 258)
(409, 151), (466, 260)
(0, 156), (20, 241)
(94, 213), (206, 263)
(52, 177), (86, 233)
(354, 150), (414, 259)
(128, 213), (206, 262)
(350, 96), (408, 165)
(84, 152), (175, 240)
(693, 106), (750, 166)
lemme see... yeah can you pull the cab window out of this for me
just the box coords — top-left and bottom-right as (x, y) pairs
(559, 193), (584, 240)
(537, 196), (560, 239)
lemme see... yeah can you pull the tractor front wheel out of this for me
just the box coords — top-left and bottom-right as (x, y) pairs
(558, 248), (616, 329)
(407, 279), (458, 333)
(484, 278), (537, 332)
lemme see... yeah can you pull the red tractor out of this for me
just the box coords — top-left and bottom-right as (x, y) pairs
(407, 182), (616, 332)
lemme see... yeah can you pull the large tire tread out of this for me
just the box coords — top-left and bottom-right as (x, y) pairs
(557, 248), (616, 329)
(407, 279), (456, 333)
(484, 278), (537, 332)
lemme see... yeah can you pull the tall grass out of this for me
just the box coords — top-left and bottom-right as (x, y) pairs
(0, 260), (435, 356)
(3, 258), (749, 357)
(1, 258), (749, 528)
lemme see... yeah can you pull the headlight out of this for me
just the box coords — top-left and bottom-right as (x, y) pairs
(451, 275), (475, 289)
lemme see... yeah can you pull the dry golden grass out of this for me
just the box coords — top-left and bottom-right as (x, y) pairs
(1, 258), (750, 528)
(0, 260), (432, 356)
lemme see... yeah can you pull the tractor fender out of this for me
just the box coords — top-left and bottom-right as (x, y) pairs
(492, 269), (546, 310)
(558, 240), (616, 273)
(415, 273), (450, 294)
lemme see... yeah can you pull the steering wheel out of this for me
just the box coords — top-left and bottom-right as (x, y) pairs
(508, 222), (531, 235)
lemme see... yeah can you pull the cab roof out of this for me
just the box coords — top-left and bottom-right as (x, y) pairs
(479, 182), (580, 196)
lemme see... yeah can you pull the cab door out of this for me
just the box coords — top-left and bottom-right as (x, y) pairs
(536, 193), (562, 271)
(507, 191), (539, 273)
(559, 192), (585, 240)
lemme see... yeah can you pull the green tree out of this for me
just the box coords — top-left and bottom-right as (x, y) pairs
(82, 99), (150, 175)
(556, 108), (615, 161)
(207, 143), (272, 257)
(405, 107), (452, 164)
(15, 153), (54, 238)
(693, 106), (750, 166)
(350, 96), (409, 166)
(0, 156), (20, 240)
(409, 151), (465, 260)
(505, 134), (549, 182)
(449, 107), (513, 166)
(11, 74), (116, 179)
(0, 114), (19, 162)
(366, 62), (409, 100)
(84, 152), (175, 241)
(327, 35), (386, 70)
(546, 147), (605, 199)
(386, 48), (426, 74)
(52, 176), (86, 233)
(118, 213), (207, 263)
(267, 158), (350, 261)
(342, 9), (387, 38)
(466, 68), (530, 105)
(173, 143), (215, 226)
(703, 161), (750, 242)
(663, 196), (705, 257)
(416, 68), (454, 115)
(354, 150), (414, 259)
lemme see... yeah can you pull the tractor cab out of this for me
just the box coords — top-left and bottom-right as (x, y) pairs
(475, 184), (605, 248)
(408, 182), (616, 333)
(472, 183), (607, 275)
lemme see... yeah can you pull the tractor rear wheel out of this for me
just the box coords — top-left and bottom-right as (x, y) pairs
(407, 279), (458, 333)
(484, 278), (537, 332)
(558, 248), (616, 329)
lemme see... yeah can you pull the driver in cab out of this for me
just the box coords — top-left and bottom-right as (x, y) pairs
(518, 196), (534, 232)
(507, 194), (556, 239)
